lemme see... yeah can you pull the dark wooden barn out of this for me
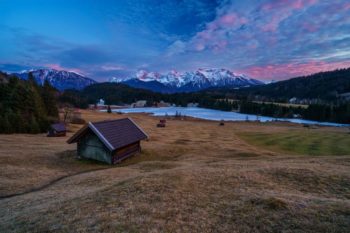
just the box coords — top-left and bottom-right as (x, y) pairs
(47, 123), (67, 137)
(67, 118), (148, 164)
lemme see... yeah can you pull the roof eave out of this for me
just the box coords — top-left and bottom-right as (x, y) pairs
(127, 117), (149, 139)
(66, 124), (88, 144)
(88, 122), (115, 151)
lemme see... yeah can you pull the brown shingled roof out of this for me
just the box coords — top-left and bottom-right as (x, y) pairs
(51, 123), (66, 132)
(67, 118), (148, 151)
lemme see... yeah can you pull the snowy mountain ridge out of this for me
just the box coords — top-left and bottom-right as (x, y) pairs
(12, 69), (97, 91)
(110, 68), (264, 93)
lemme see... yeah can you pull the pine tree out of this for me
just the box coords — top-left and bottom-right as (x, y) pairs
(0, 115), (5, 133)
(29, 116), (40, 134)
(2, 114), (11, 133)
(42, 80), (59, 119)
(0, 74), (54, 134)
(28, 72), (38, 87)
(4, 109), (19, 133)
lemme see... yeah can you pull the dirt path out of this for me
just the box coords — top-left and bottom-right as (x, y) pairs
(0, 159), (192, 201)
(0, 166), (119, 200)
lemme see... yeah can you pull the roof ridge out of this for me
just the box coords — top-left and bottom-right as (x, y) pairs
(91, 118), (128, 124)
(88, 122), (115, 151)
(127, 117), (149, 139)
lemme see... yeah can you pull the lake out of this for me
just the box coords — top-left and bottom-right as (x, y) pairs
(112, 107), (348, 127)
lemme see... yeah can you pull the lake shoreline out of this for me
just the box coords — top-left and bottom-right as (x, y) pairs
(104, 107), (349, 127)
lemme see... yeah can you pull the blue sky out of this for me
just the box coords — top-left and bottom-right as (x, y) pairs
(1, 0), (350, 81)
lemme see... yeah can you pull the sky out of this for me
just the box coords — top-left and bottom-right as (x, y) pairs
(0, 0), (350, 81)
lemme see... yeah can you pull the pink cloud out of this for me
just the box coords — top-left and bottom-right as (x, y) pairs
(218, 13), (248, 26)
(197, 30), (213, 40)
(301, 22), (319, 32)
(217, 40), (228, 48)
(262, 0), (317, 11)
(290, 0), (318, 10)
(101, 65), (124, 71)
(248, 43), (258, 50)
(212, 40), (228, 53)
(344, 3), (350, 11)
(45, 64), (85, 75)
(191, 12), (248, 53)
(238, 61), (350, 80)
(261, 16), (283, 32)
(260, 0), (318, 32)
(203, 12), (247, 33)
(195, 43), (205, 51)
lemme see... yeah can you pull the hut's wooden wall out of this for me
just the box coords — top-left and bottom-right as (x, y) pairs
(77, 131), (112, 164)
(112, 142), (140, 164)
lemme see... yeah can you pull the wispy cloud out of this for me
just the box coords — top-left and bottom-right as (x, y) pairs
(159, 0), (350, 79)
(1, 0), (349, 81)
(238, 60), (350, 80)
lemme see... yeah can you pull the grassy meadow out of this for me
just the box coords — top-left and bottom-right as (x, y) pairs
(238, 130), (350, 156)
(0, 110), (349, 232)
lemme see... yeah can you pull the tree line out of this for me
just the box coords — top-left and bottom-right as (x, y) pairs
(216, 68), (350, 103)
(58, 81), (350, 124)
(0, 72), (58, 133)
(210, 100), (350, 124)
(2, 67), (349, 134)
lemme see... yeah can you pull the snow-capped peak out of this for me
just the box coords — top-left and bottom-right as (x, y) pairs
(19, 69), (35, 74)
(11, 68), (96, 91)
(109, 76), (133, 83)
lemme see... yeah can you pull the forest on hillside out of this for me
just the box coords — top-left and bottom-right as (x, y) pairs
(1, 67), (349, 132)
(59, 81), (350, 124)
(0, 72), (58, 133)
(214, 68), (350, 102)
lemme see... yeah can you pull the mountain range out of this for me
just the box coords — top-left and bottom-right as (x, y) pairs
(8, 68), (263, 92)
(6, 67), (349, 102)
(110, 68), (264, 93)
(11, 69), (96, 91)
(8, 67), (350, 98)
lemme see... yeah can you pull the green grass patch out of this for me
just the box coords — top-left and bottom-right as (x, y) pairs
(238, 130), (350, 156)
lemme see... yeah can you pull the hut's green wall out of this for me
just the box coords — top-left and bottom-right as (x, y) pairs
(77, 131), (112, 164)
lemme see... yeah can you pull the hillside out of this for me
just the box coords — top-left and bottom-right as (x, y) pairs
(0, 110), (349, 232)
(228, 68), (350, 101)
(0, 72), (10, 84)
(61, 78), (350, 124)
(64, 82), (212, 107)
(81, 82), (163, 105)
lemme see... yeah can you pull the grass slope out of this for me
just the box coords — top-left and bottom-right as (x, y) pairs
(0, 111), (349, 232)
(238, 130), (350, 156)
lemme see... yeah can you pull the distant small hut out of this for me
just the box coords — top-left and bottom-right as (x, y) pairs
(157, 119), (166, 127)
(47, 123), (66, 137)
(67, 118), (148, 164)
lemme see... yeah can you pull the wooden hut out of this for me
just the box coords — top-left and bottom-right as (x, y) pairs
(157, 119), (166, 127)
(67, 118), (148, 164)
(47, 123), (66, 137)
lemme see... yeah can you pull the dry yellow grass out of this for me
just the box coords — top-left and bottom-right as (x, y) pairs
(0, 110), (349, 232)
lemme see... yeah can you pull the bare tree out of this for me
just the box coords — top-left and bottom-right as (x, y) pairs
(63, 107), (74, 123)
